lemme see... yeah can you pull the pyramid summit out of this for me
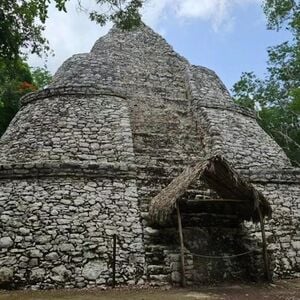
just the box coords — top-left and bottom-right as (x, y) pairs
(0, 25), (299, 289)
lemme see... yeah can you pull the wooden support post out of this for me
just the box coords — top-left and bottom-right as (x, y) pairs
(176, 202), (186, 287)
(112, 234), (117, 288)
(258, 207), (271, 282)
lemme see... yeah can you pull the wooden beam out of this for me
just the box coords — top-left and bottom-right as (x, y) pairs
(258, 206), (271, 282)
(112, 234), (117, 288)
(181, 212), (241, 219)
(189, 198), (246, 203)
(180, 199), (252, 219)
(176, 202), (186, 287)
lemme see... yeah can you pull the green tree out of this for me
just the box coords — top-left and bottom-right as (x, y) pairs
(31, 66), (52, 88)
(1, 0), (142, 137)
(0, 59), (52, 136)
(263, 0), (300, 34)
(232, 0), (300, 166)
(0, 0), (143, 60)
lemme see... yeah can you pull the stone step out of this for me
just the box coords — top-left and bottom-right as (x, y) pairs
(149, 274), (169, 282)
(146, 250), (166, 265)
(145, 244), (168, 252)
(147, 264), (169, 275)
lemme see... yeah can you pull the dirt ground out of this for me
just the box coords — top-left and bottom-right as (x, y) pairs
(0, 279), (300, 300)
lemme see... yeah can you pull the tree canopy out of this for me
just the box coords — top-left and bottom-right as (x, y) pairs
(0, 0), (143, 138)
(0, 59), (52, 136)
(232, 0), (300, 166)
(0, 0), (143, 60)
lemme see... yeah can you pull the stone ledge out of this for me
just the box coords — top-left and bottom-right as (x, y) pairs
(20, 84), (188, 107)
(20, 85), (127, 106)
(0, 161), (298, 184)
(137, 165), (300, 184)
(195, 101), (257, 119)
(240, 168), (300, 184)
(185, 66), (256, 119)
(0, 161), (137, 179)
(21, 85), (256, 121)
(150, 164), (300, 184)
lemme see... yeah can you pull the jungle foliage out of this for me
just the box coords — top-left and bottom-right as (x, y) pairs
(0, 0), (143, 60)
(232, 0), (300, 166)
(0, 59), (52, 136)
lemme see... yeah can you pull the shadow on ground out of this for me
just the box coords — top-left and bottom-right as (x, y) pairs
(0, 279), (299, 300)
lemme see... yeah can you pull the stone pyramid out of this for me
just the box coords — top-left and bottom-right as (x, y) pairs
(0, 24), (299, 289)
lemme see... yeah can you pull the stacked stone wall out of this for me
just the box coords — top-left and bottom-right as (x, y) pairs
(186, 66), (291, 169)
(0, 176), (145, 289)
(247, 170), (300, 278)
(0, 89), (146, 288)
(0, 94), (134, 165)
(51, 27), (188, 100)
(0, 24), (299, 289)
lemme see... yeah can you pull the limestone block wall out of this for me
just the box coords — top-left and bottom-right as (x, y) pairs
(51, 26), (188, 100)
(186, 65), (291, 169)
(0, 87), (146, 289)
(0, 24), (299, 289)
(0, 175), (145, 289)
(246, 170), (300, 278)
(0, 93), (134, 164)
(190, 66), (233, 107)
(184, 64), (300, 282)
(200, 108), (290, 169)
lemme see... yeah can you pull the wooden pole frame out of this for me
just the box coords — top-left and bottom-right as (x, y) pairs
(176, 201), (186, 287)
(112, 234), (117, 288)
(258, 207), (271, 282)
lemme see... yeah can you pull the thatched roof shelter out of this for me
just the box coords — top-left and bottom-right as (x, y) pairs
(149, 155), (272, 226)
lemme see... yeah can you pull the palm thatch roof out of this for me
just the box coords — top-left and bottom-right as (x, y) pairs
(149, 155), (272, 226)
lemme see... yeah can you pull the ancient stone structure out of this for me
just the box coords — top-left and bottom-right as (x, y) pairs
(0, 24), (299, 289)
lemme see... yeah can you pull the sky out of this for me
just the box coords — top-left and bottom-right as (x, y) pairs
(28, 0), (291, 92)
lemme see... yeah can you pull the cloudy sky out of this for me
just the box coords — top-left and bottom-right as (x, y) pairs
(28, 0), (290, 91)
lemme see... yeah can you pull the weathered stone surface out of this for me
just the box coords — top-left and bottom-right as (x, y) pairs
(19, 228), (30, 236)
(45, 252), (59, 261)
(0, 267), (13, 283)
(59, 244), (75, 252)
(29, 249), (43, 258)
(50, 275), (64, 283)
(0, 23), (298, 290)
(30, 268), (45, 281)
(82, 260), (107, 280)
(0, 237), (13, 248)
(52, 265), (70, 277)
(171, 271), (181, 283)
(292, 241), (300, 250)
